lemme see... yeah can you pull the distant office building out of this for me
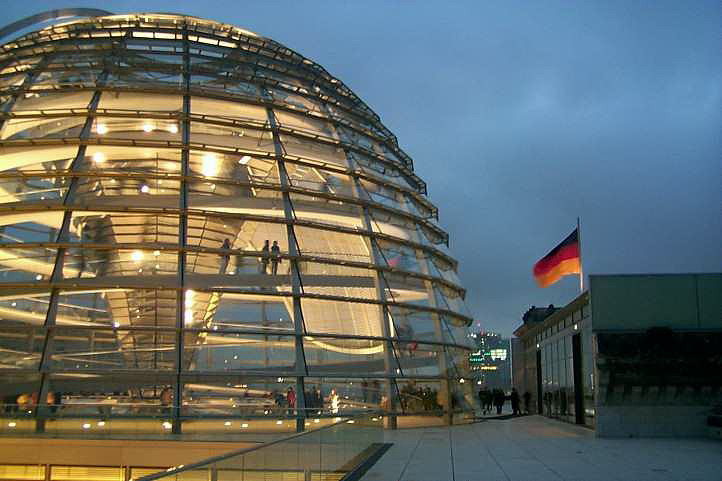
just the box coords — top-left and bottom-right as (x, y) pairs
(469, 331), (511, 391)
(513, 273), (722, 437)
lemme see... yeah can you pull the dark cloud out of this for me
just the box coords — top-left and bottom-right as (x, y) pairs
(6, 0), (720, 335)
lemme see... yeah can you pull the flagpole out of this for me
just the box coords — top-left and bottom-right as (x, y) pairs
(577, 216), (584, 292)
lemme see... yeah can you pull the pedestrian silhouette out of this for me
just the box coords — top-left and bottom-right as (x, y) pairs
(259, 240), (269, 274)
(271, 240), (281, 275)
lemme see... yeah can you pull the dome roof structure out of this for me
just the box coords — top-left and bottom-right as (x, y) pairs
(0, 12), (474, 435)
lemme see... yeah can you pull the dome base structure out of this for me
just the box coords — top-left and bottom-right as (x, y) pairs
(0, 12), (475, 438)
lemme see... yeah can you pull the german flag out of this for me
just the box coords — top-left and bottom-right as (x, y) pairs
(533, 229), (580, 288)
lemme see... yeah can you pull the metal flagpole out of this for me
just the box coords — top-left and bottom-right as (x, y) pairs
(577, 217), (584, 292)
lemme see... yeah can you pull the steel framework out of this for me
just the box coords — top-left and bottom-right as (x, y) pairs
(0, 12), (474, 436)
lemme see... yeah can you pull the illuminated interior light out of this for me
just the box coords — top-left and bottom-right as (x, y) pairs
(313, 419), (320, 423)
(224, 421), (231, 426)
(168, 123), (178, 134)
(140, 184), (150, 193)
(113, 321), (120, 328)
(202, 153), (219, 177)
(143, 123), (154, 133)
(7, 422), (16, 427)
(276, 420), (283, 425)
(239, 155), (251, 164)
(96, 124), (107, 135)
(153, 250), (160, 256)
(131, 250), (143, 262)
(162, 421), (172, 429)
(241, 423), (248, 428)
(35, 274), (43, 281)
(93, 152), (105, 163)
(97, 421), (105, 426)
(82, 423), (91, 429)
(459, 378), (465, 384)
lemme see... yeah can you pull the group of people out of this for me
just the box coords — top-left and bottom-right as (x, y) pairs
(219, 239), (283, 275)
(478, 388), (507, 415)
(478, 388), (533, 416)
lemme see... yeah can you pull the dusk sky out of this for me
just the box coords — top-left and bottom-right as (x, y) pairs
(4, 1), (720, 336)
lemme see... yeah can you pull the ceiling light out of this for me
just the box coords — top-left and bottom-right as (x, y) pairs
(131, 250), (143, 262)
(162, 421), (172, 429)
(241, 423), (248, 428)
(140, 184), (150, 193)
(168, 124), (178, 134)
(143, 123), (154, 133)
(93, 152), (105, 163)
(224, 421), (231, 426)
(82, 423), (91, 429)
(276, 420), (283, 425)
(96, 124), (107, 135)
(239, 155), (251, 165)
(202, 153), (219, 177)
(7, 422), (16, 427)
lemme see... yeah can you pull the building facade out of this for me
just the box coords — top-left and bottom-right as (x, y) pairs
(513, 273), (722, 437)
(469, 331), (511, 391)
(0, 11), (475, 442)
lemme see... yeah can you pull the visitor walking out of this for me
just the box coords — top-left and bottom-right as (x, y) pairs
(271, 240), (281, 274)
(510, 388), (520, 415)
(493, 389), (505, 415)
(286, 386), (296, 415)
(523, 391), (532, 414)
(219, 238), (231, 274)
(259, 240), (269, 274)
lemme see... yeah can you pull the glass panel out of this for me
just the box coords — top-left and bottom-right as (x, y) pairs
(275, 110), (336, 138)
(0, 144), (76, 176)
(0, 291), (52, 327)
(183, 331), (296, 372)
(44, 373), (175, 434)
(190, 121), (274, 152)
(11, 91), (93, 112)
(97, 91), (182, 112)
(80, 146), (182, 175)
(394, 342), (444, 377)
(304, 336), (386, 376)
(48, 327), (176, 371)
(1, 116), (85, 141)
(66, 211), (179, 245)
(187, 150), (278, 183)
(0, 326), (45, 369)
(294, 225), (370, 263)
(90, 117), (181, 142)
(180, 375), (296, 419)
(200, 294), (294, 333)
(280, 134), (347, 167)
(191, 96), (267, 122)
(304, 377), (383, 412)
(285, 162), (354, 198)
(300, 298), (382, 337)
(61, 247), (178, 281)
(0, 247), (57, 283)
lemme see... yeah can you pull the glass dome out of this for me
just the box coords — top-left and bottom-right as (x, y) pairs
(0, 13), (474, 435)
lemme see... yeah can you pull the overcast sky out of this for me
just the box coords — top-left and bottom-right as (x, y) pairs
(4, 1), (721, 336)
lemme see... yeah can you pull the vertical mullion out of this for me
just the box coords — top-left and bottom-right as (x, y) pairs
(344, 151), (399, 428)
(172, 25), (191, 435)
(400, 192), (453, 425)
(36, 75), (106, 432)
(265, 103), (307, 432)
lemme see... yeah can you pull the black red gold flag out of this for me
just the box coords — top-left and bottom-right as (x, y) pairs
(533, 229), (581, 288)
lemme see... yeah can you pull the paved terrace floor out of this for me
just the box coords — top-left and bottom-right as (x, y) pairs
(362, 415), (722, 481)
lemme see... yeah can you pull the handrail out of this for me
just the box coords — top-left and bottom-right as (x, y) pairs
(134, 410), (383, 481)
